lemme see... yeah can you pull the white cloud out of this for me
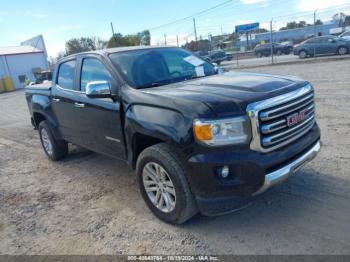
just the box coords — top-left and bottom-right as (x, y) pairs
(240, 0), (269, 4)
(298, 0), (350, 12)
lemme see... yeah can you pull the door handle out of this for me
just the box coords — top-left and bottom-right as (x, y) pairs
(52, 98), (60, 102)
(74, 102), (85, 108)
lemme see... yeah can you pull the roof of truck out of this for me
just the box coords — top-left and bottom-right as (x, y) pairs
(61, 45), (176, 60)
(103, 45), (175, 54)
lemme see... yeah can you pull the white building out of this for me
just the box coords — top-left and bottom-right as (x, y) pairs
(0, 35), (48, 90)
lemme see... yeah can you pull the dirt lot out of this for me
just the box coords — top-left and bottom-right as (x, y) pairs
(1, 59), (350, 255)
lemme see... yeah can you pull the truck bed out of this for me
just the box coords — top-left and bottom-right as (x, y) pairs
(25, 81), (52, 97)
(26, 81), (52, 90)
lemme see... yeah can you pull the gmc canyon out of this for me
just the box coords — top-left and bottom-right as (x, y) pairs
(25, 46), (321, 224)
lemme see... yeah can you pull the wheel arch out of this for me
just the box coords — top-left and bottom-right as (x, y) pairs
(124, 104), (192, 169)
(30, 95), (62, 140)
(33, 112), (46, 127)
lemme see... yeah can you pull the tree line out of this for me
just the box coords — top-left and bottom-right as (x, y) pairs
(53, 12), (349, 60)
(55, 30), (151, 61)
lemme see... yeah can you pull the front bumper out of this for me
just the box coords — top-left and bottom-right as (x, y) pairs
(253, 140), (320, 196)
(186, 124), (321, 216)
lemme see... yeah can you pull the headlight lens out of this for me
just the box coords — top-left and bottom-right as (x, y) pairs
(193, 117), (249, 146)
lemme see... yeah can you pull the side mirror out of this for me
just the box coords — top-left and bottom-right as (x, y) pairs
(85, 81), (112, 99)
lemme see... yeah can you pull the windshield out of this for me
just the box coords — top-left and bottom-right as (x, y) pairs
(341, 31), (350, 37)
(109, 48), (216, 89)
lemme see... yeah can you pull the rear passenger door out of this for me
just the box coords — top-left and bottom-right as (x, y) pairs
(51, 59), (79, 143)
(72, 55), (126, 159)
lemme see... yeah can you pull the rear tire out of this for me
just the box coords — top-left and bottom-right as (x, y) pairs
(136, 143), (197, 224)
(337, 46), (348, 55)
(38, 121), (68, 161)
(256, 52), (262, 58)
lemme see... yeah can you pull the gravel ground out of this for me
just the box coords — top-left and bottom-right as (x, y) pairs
(0, 59), (350, 255)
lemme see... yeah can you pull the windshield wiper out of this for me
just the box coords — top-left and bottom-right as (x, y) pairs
(140, 81), (170, 89)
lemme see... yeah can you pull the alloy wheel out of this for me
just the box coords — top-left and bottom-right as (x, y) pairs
(339, 47), (347, 55)
(299, 51), (307, 59)
(142, 162), (176, 213)
(41, 128), (53, 156)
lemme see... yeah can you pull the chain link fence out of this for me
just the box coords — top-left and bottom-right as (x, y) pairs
(154, 7), (350, 69)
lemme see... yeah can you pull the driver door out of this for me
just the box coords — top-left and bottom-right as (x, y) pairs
(72, 55), (126, 159)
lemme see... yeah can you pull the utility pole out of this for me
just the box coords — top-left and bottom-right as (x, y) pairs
(270, 19), (274, 64)
(246, 32), (249, 50)
(314, 9), (317, 57)
(110, 22), (115, 37)
(177, 35), (179, 47)
(164, 34), (167, 45)
(208, 33), (212, 51)
(193, 18), (198, 41)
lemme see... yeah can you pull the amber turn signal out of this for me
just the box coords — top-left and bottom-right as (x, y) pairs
(193, 124), (213, 141)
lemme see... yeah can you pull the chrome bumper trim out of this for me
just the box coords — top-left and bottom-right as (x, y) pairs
(253, 140), (321, 196)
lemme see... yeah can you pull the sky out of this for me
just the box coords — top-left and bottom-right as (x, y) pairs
(1, 0), (350, 57)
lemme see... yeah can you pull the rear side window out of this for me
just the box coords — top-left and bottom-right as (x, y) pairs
(80, 58), (113, 91)
(57, 60), (76, 90)
(305, 39), (316, 44)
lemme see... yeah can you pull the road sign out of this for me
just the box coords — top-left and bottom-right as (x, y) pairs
(235, 23), (259, 33)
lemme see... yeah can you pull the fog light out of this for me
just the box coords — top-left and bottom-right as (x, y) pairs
(219, 166), (230, 178)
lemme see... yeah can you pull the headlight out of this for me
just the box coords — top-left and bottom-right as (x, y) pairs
(193, 116), (249, 146)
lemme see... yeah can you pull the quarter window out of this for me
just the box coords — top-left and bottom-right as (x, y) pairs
(57, 60), (76, 90)
(80, 58), (113, 91)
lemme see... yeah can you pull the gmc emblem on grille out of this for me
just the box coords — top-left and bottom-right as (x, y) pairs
(287, 109), (308, 127)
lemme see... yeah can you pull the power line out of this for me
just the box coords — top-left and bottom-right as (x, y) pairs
(151, 1), (350, 44)
(149, 0), (233, 31)
(195, 3), (350, 33)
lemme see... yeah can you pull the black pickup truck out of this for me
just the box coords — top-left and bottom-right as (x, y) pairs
(25, 46), (321, 224)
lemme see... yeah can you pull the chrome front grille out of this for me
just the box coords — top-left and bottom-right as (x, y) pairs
(247, 84), (316, 152)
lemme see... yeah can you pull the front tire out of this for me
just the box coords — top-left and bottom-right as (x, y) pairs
(38, 121), (68, 161)
(136, 143), (197, 224)
(299, 50), (308, 59)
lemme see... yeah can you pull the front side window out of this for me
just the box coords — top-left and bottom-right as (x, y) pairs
(80, 58), (113, 91)
(109, 48), (216, 89)
(57, 60), (76, 90)
(318, 37), (328, 43)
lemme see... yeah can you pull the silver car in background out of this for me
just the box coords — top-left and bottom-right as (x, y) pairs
(339, 31), (350, 41)
(293, 35), (350, 59)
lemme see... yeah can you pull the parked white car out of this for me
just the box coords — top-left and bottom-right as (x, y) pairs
(339, 31), (350, 41)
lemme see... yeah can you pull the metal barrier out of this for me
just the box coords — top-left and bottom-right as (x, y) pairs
(0, 76), (15, 93)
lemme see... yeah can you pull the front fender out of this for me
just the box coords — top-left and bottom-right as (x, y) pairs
(124, 104), (193, 165)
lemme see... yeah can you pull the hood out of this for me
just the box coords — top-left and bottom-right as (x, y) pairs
(141, 71), (308, 117)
